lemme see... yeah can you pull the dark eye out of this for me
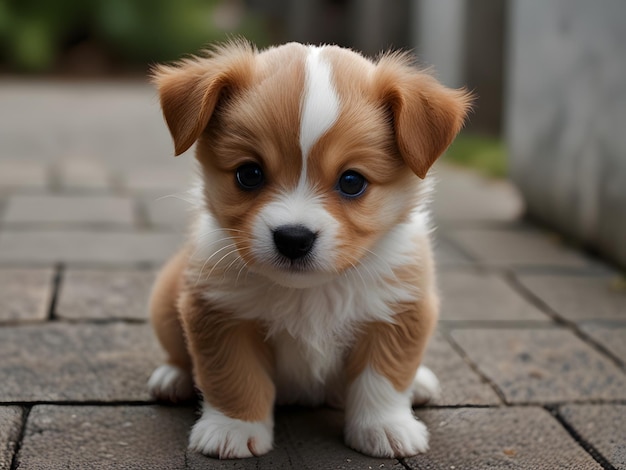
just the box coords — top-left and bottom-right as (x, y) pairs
(235, 163), (264, 190)
(337, 170), (367, 198)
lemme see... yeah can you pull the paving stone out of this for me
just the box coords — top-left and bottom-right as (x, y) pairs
(0, 268), (53, 322)
(433, 164), (524, 223)
(405, 407), (601, 469)
(421, 333), (501, 405)
(56, 156), (111, 191)
(451, 328), (626, 403)
(123, 166), (194, 194)
(518, 274), (626, 322)
(0, 230), (182, 265)
(579, 324), (626, 365)
(0, 323), (163, 402)
(449, 228), (590, 268)
(0, 160), (48, 192)
(56, 269), (155, 320)
(439, 270), (550, 322)
(3, 195), (135, 227)
(434, 237), (474, 266)
(187, 407), (400, 470)
(17, 405), (193, 470)
(0, 407), (23, 470)
(559, 404), (626, 470)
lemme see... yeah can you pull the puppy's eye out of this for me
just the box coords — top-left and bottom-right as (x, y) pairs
(235, 163), (264, 190)
(337, 170), (367, 198)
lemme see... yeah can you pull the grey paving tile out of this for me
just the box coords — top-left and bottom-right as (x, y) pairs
(448, 228), (590, 268)
(451, 328), (626, 403)
(422, 333), (501, 405)
(559, 404), (626, 470)
(187, 408), (400, 470)
(56, 156), (111, 191)
(0, 268), (53, 322)
(123, 166), (194, 194)
(0, 323), (163, 402)
(434, 237), (474, 266)
(405, 407), (601, 469)
(518, 274), (626, 322)
(580, 324), (626, 365)
(3, 195), (135, 227)
(56, 269), (155, 320)
(439, 270), (550, 322)
(17, 405), (193, 470)
(0, 230), (182, 265)
(0, 160), (48, 192)
(433, 163), (524, 223)
(0, 407), (23, 470)
(15, 405), (399, 470)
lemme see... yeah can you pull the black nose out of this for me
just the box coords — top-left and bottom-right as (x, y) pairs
(273, 225), (317, 260)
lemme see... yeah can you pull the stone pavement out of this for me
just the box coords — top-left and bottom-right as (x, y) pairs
(0, 81), (624, 469)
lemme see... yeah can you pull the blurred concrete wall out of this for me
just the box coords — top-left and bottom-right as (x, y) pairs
(413, 0), (505, 135)
(252, 0), (506, 135)
(507, 0), (626, 268)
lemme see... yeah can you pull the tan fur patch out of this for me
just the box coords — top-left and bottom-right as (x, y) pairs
(373, 52), (473, 178)
(152, 40), (257, 156)
(149, 247), (192, 370)
(178, 285), (275, 421)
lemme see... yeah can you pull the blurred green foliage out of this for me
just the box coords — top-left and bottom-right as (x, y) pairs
(0, 0), (268, 72)
(444, 133), (507, 178)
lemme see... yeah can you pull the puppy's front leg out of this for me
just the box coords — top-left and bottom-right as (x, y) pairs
(345, 295), (438, 458)
(179, 292), (275, 459)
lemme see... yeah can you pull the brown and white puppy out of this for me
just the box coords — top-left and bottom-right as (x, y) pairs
(147, 40), (470, 459)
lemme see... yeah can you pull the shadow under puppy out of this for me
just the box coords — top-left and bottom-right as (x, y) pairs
(147, 40), (471, 459)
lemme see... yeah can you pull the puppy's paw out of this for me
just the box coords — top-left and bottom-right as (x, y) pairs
(189, 403), (273, 459)
(345, 412), (429, 457)
(147, 364), (194, 403)
(411, 365), (441, 405)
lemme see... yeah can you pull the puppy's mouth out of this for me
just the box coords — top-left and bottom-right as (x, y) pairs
(271, 255), (316, 273)
(252, 253), (335, 289)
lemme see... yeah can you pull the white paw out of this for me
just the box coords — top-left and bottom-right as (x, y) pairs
(345, 412), (429, 457)
(411, 365), (441, 405)
(189, 403), (273, 459)
(147, 364), (194, 402)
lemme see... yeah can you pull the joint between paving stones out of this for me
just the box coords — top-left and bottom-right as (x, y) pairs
(437, 232), (481, 265)
(3, 400), (162, 407)
(47, 264), (64, 321)
(505, 270), (626, 370)
(9, 405), (31, 470)
(438, 327), (508, 405)
(546, 405), (618, 470)
(133, 199), (152, 230)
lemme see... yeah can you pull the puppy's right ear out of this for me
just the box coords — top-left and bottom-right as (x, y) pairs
(152, 41), (256, 156)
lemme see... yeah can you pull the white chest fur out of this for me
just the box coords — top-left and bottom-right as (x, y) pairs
(195, 209), (431, 406)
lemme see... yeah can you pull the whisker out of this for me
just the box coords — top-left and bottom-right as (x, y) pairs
(195, 242), (239, 285)
(205, 248), (242, 282)
(153, 193), (197, 205)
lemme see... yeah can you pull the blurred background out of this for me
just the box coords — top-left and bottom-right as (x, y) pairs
(0, 0), (624, 269)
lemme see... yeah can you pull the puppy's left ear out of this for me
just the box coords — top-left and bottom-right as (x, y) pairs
(152, 41), (256, 156)
(374, 54), (473, 178)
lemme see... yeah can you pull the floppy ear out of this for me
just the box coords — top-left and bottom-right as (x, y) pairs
(151, 41), (256, 156)
(374, 53), (472, 178)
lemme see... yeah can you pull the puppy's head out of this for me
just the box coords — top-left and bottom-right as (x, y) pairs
(154, 41), (471, 288)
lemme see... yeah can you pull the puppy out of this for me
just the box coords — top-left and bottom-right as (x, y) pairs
(147, 40), (470, 459)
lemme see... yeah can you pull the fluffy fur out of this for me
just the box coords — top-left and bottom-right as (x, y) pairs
(147, 40), (471, 459)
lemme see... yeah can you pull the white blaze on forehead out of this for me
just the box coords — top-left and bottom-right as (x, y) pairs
(299, 46), (340, 173)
